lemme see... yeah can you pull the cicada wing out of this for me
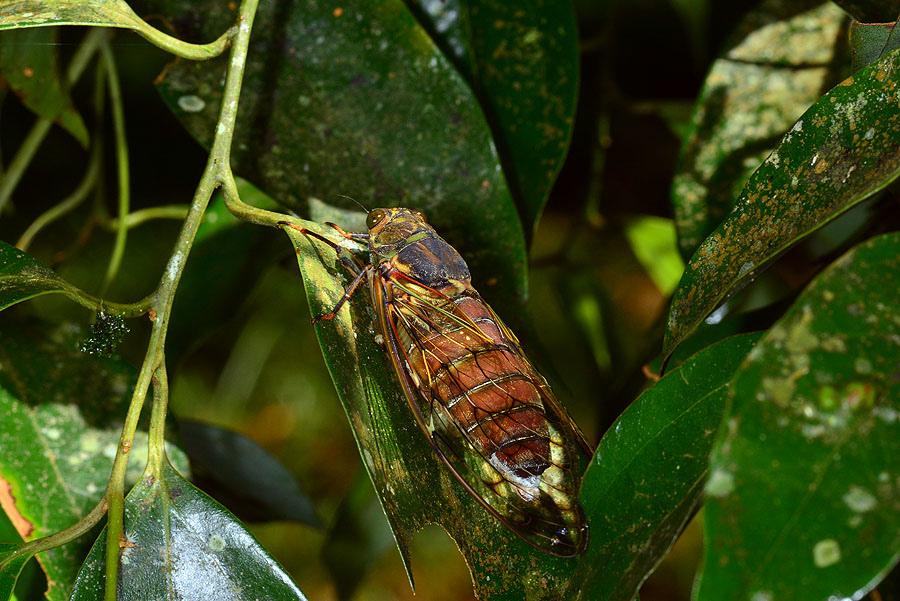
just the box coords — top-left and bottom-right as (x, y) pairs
(481, 301), (594, 457)
(374, 274), (588, 557)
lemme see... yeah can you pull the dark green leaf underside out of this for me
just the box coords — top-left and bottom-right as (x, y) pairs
(697, 232), (900, 601)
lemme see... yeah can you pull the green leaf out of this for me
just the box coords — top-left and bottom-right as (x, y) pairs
(829, 0), (899, 23)
(0, 513), (27, 601)
(0, 319), (188, 601)
(0, 241), (71, 311)
(0, 0), (150, 31)
(664, 43), (900, 360)
(671, 1), (846, 259)
(411, 0), (579, 236)
(0, 544), (31, 601)
(0, 27), (88, 145)
(177, 420), (321, 528)
(69, 458), (309, 600)
(849, 20), (900, 72)
(696, 232), (900, 601)
(570, 332), (763, 601)
(148, 0), (529, 312)
(282, 220), (585, 600)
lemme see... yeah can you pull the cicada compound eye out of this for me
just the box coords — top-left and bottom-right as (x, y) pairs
(366, 209), (387, 230)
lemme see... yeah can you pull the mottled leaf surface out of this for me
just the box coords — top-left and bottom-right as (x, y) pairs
(69, 459), (308, 600)
(282, 221), (588, 600)
(849, 20), (900, 72)
(147, 0), (528, 312)
(570, 332), (763, 601)
(671, 0), (846, 259)
(696, 233), (900, 601)
(0, 27), (88, 145)
(664, 44), (900, 359)
(412, 0), (579, 235)
(0, 321), (188, 601)
(0, 241), (72, 311)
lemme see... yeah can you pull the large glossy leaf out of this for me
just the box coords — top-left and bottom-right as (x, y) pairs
(0, 27), (88, 145)
(0, 241), (71, 311)
(696, 232), (900, 601)
(0, 319), (187, 601)
(282, 220), (586, 600)
(671, 0), (846, 259)
(411, 0), (579, 235)
(147, 0), (529, 312)
(664, 43), (900, 360)
(69, 458), (309, 600)
(570, 332), (763, 601)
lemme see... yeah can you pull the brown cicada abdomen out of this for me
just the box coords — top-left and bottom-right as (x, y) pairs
(287, 207), (590, 557)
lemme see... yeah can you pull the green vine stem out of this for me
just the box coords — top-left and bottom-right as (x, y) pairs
(221, 170), (288, 227)
(100, 0), (260, 597)
(16, 143), (101, 251)
(0, 28), (106, 214)
(147, 362), (169, 470)
(104, 205), (191, 229)
(129, 16), (234, 61)
(98, 41), (130, 298)
(0, 0), (260, 591)
(17, 55), (108, 251)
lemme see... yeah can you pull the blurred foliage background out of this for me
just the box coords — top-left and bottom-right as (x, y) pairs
(1, 0), (881, 598)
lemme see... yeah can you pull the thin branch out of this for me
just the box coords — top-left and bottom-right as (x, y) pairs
(100, 1), (260, 598)
(98, 41), (130, 298)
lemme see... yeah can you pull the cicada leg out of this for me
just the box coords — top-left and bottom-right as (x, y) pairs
(279, 220), (369, 323)
(311, 268), (367, 323)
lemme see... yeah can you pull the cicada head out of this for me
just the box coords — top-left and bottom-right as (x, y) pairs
(365, 207), (436, 258)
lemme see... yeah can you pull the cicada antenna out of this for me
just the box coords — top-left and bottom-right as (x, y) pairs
(336, 194), (369, 213)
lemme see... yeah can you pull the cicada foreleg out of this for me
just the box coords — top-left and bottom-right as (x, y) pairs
(279, 220), (369, 323)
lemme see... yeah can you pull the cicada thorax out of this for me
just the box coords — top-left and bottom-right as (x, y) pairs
(365, 208), (589, 557)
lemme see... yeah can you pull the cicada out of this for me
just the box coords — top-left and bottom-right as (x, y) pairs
(285, 207), (590, 557)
